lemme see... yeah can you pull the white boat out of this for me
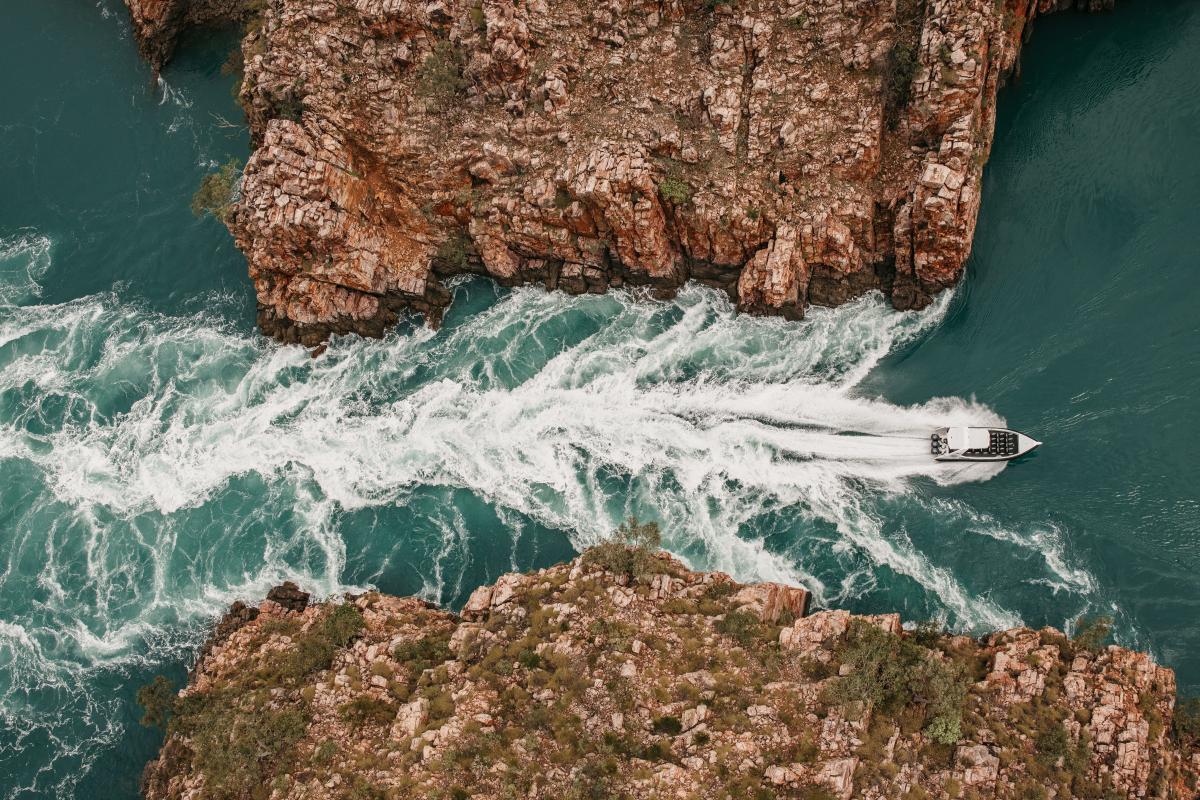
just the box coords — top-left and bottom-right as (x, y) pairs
(931, 426), (1041, 462)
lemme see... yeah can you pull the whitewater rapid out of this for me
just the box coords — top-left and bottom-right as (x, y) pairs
(0, 232), (1096, 798)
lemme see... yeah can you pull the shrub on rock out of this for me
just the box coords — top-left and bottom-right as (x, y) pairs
(580, 517), (663, 581)
(190, 159), (241, 223)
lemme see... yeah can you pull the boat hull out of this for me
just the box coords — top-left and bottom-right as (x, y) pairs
(932, 428), (1041, 462)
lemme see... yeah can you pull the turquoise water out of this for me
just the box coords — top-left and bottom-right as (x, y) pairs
(2, 1), (1198, 796)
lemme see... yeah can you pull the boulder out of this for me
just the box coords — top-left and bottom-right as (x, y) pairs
(731, 582), (810, 623)
(265, 581), (310, 614)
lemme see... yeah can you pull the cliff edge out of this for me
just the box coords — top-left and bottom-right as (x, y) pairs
(126, 0), (1111, 344)
(140, 549), (1198, 799)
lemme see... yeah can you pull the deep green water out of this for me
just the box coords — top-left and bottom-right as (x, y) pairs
(1, 1), (1198, 796)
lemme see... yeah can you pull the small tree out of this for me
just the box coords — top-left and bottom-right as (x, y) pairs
(825, 620), (969, 744)
(191, 159), (242, 223)
(1072, 615), (1113, 653)
(136, 674), (176, 729)
(882, 41), (918, 129)
(581, 517), (662, 581)
(1173, 697), (1200, 751)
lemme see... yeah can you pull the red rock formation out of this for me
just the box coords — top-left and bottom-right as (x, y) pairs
(126, 0), (1108, 344)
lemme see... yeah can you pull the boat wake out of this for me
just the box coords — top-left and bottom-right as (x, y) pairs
(0, 237), (1096, 797)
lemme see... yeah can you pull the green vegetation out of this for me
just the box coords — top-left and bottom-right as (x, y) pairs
(136, 675), (175, 729)
(996, 659), (1124, 797)
(417, 40), (468, 113)
(220, 0), (269, 107)
(469, 1), (486, 31)
(339, 696), (398, 728)
(138, 603), (365, 799)
(883, 0), (927, 129)
(797, 786), (837, 800)
(190, 159), (242, 223)
(240, 0), (268, 22)
(259, 602), (364, 683)
(393, 628), (454, 680)
(658, 165), (692, 206)
(136, 537), (1195, 798)
(716, 609), (769, 648)
(923, 714), (961, 746)
(1071, 615), (1112, 653)
(1034, 723), (1071, 767)
(580, 517), (664, 581)
(651, 715), (682, 735)
(882, 41), (918, 129)
(702, 580), (738, 601)
(313, 738), (337, 765)
(1174, 697), (1200, 751)
(183, 702), (308, 798)
(825, 620), (969, 745)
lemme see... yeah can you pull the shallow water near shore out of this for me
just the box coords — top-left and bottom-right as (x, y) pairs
(2, 1), (1200, 797)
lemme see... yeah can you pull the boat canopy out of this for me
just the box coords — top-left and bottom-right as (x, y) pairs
(947, 426), (990, 450)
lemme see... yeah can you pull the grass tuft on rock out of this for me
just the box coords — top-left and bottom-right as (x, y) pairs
(1173, 696), (1200, 752)
(417, 40), (468, 113)
(658, 164), (692, 206)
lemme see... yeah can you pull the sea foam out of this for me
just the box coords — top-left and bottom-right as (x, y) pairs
(0, 247), (1099, 797)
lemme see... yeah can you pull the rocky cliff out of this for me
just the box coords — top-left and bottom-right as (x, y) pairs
(141, 551), (1198, 799)
(125, 0), (1111, 344)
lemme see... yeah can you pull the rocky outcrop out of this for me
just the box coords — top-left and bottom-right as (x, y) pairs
(125, 0), (1109, 344)
(141, 553), (1199, 799)
(265, 579), (311, 613)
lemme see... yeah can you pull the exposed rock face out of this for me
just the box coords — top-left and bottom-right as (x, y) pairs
(125, 0), (1107, 344)
(142, 554), (1198, 799)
